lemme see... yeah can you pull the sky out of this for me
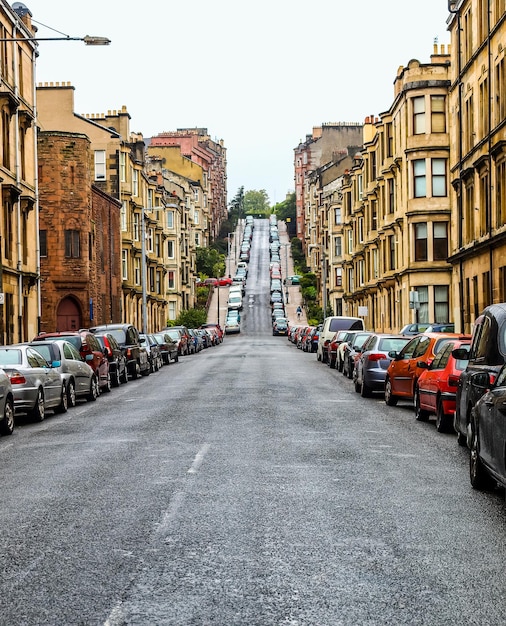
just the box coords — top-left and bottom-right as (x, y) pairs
(21, 0), (451, 206)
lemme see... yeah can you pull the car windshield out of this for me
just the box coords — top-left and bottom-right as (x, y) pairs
(0, 349), (22, 365)
(49, 335), (82, 350)
(107, 330), (127, 344)
(31, 344), (53, 361)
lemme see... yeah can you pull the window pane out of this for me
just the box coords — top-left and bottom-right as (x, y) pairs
(414, 160), (426, 197)
(432, 159), (447, 197)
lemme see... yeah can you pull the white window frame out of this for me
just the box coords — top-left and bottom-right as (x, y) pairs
(121, 250), (128, 280)
(94, 150), (106, 181)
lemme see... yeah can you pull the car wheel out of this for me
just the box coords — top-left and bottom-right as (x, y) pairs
(470, 419), (494, 490)
(361, 379), (373, 398)
(130, 363), (140, 380)
(436, 399), (452, 433)
(64, 380), (76, 408)
(337, 359), (343, 372)
(55, 383), (68, 414)
(174, 353), (179, 363)
(0, 397), (14, 435)
(30, 388), (45, 422)
(354, 377), (361, 393)
(384, 377), (398, 406)
(120, 366), (128, 384)
(414, 388), (430, 421)
(87, 377), (99, 402)
(317, 351), (321, 362)
(102, 372), (112, 393)
(112, 366), (121, 388)
(347, 362), (354, 380)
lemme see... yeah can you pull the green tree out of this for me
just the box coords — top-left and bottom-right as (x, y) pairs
(273, 192), (295, 225)
(228, 186), (245, 222)
(174, 308), (208, 328)
(244, 189), (270, 216)
(196, 247), (224, 277)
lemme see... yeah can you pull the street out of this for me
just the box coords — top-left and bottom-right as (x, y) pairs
(1, 221), (506, 625)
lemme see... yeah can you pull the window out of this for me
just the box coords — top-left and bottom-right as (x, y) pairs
(386, 122), (393, 158)
(433, 223), (448, 260)
(133, 213), (140, 241)
(119, 151), (126, 183)
(40, 230), (47, 257)
(134, 258), (140, 285)
(431, 96), (446, 133)
(334, 208), (342, 225)
(121, 250), (128, 280)
(120, 201), (127, 231)
(168, 271), (175, 289)
(357, 174), (363, 200)
(465, 95), (474, 152)
(417, 287), (429, 323)
(334, 236), (342, 257)
(496, 58), (505, 127)
(193, 188), (199, 201)
(335, 267), (342, 287)
(147, 228), (154, 253)
(371, 200), (377, 231)
(167, 210), (174, 229)
(94, 150), (106, 181)
(389, 235), (396, 270)
(415, 223), (428, 261)
(167, 240), (175, 259)
(431, 159), (447, 197)
(132, 168), (138, 197)
(358, 217), (364, 243)
(194, 210), (200, 225)
(195, 232), (200, 246)
(413, 159), (426, 197)
(496, 160), (506, 226)
(413, 96), (425, 134)
(65, 230), (80, 258)
(387, 178), (395, 214)
(347, 229), (353, 254)
(479, 77), (489, 136)
(434, 285), (449, 322)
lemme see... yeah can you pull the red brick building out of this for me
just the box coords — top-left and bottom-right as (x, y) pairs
(38, 131), (121, 332)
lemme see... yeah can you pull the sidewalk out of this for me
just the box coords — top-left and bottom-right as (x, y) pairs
(206, 219), (307, 326)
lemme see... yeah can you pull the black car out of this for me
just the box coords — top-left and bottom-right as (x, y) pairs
(90, 323), (150, 379)
(93, 332), (128, 387)
(453, 303), (506, 447)
(152, 332), (179, 365)
(139, 333), (163, 372)
(469, 364), (506, 491)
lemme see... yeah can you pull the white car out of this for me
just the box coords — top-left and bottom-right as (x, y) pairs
(227, 294), (243, 311)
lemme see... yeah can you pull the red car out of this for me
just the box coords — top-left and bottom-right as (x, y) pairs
(218, 277), (233, 286)
(415, 338), (471, 432)
(326, 330), (351, 368)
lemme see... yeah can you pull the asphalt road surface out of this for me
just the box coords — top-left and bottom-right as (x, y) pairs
(1, 220), (506, 625)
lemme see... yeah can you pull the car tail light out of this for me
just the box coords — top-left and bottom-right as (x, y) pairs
(490, 373), (497, 386)
(9, 371), (26, 384)
(126, 348), (132, 358)
(368, 352), (387, 362)
(448, 374), (460, 387)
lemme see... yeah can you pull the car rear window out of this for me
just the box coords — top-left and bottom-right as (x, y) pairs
(329, 318), (364, 332)
(378, 337), (410, 352)
(108, 330), (127, 344)
(0, 349), (22, 365)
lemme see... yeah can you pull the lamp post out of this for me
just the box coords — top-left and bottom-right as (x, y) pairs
(227, 233), (233, 277)
(0, 14), (110, 341)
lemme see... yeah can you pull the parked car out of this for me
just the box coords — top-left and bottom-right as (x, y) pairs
(0, 369), (14, 436)
(33, 329), (111, 392)
(200, 323), (224, 343)
(0, 344), (68, 421)
(93, 332), (128, 387)
(326, 330), (351, 368)
(317, 316), (365, 363)
(415, 338), (471, 432)
(425, 323), (455, 333)
(384, 332), (469, 407)
(89, 323), (149, 379)
(336, 331), (361, 372)
(139, 333), (163, 372)
(452, 303), (506, 447)
(227, 293), (243, 311)
(468, 364), (506, 490)
(27, 339), (100, 406)
(272, 318), (288, 336)
(188, 328), (203, 353)
(225, 314), (241, 334)
(354, 334), (411, 398)
(342, 332), (373, 379)
(156, 330), (181, 362)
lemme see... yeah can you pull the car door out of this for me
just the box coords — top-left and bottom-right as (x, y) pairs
(390, 336), (420, 397)
(64, 342), (91, 396)
(477, 366), (506, 481)
(420, 344), (451, 413)
(28, 347), (61, 405)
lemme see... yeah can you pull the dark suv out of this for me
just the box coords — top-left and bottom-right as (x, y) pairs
(33, 330), (111, 392)
(90, 323), (150, 379)
(453, 303), (506, 446)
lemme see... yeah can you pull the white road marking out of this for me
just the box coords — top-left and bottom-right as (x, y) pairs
(188, 442), (210, 474)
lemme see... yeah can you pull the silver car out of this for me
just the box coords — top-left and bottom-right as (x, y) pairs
(0, 369), (15, 436)
(0, 344), (66, 421)
(27, 340), (98, 407)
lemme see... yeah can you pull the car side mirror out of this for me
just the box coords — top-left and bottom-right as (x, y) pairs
(388, 350), (399, 359)
(51, 360), (61, 368)
(85, 354), (94, 362)
(452, 348), (469, 360)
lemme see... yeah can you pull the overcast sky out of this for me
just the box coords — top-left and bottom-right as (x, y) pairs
(24, 0), (451, 206)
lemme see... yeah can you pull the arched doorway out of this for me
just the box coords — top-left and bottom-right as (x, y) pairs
(56, 297), (82, 331)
